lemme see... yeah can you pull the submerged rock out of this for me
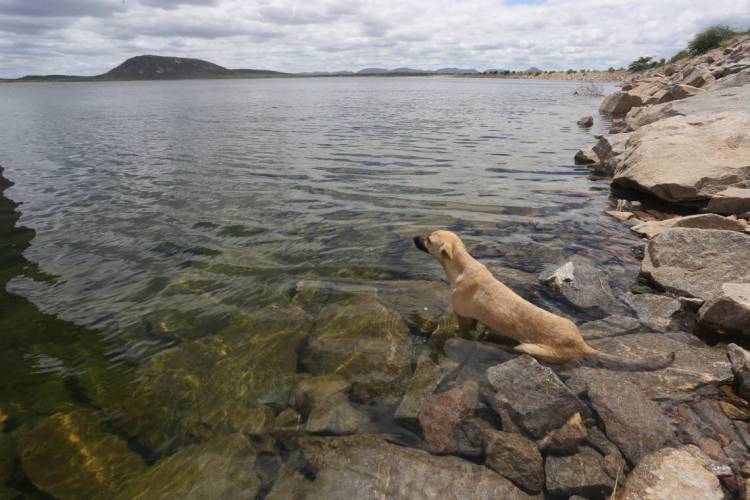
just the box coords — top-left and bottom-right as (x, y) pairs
(540, 255), (626, 316)
(577, 115), (594, 127)
(579, 314), (641, 340)
(118, 434), (273, 499)
(266, 434), (532, 499)
(417, 381), (479, 454)
(292, 371), (368, 435)
(108, 308), (312, 452)
(698, 283), (750, 335)
(572, 370), (672, 464)
(623, 292), (681, 332)
(301, 297), (412, 403)
(621, 446), (723, 500)
(377, 280), (450, 336)
(395, 354), (453, 430)
(545, 446), (614, 498)
(484, 428), (544, 492)
(442, 337), (516, 387)
(641, 228), (750, 301)
(613, 112), (750, 205)
(19, 411), (146, 499)
(488, 356), (589, 439)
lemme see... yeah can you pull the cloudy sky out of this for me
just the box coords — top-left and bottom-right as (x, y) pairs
(1, 0), (749, 77)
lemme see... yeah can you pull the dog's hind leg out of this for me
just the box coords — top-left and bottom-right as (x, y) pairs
(457, 315), (478, 338)
(514, 343), (565, 364)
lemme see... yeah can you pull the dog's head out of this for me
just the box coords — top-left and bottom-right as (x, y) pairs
(413, 230), (465, 262)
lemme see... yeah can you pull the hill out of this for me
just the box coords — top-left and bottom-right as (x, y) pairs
(99, 55), (235, 79)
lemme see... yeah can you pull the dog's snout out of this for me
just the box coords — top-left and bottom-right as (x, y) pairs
(414, 235), (429, 253)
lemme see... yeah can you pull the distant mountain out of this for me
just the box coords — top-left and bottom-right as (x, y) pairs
(357, 68), (390, 74)
(390, 67), (430, 74)
(233, 68), (288, 76)
(525, 67), (543, 73)
(434, 68), (479, 74)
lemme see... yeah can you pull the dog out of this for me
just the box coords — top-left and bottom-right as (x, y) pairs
(414, 230), (674, 370)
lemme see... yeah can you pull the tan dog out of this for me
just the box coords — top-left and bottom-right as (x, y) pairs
(414, 230), (674, 370)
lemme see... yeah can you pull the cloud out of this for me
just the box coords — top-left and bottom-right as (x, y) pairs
(0, 0), (749, 77)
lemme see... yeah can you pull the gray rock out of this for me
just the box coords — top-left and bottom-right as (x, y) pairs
(699, 283), (750, 335)
(484, 429), (544, 492)
(266, 434), (532, 499)
(591, 133), (631, 177)
(540, 255), (626, 316)
(641, 228), (750, 301)
(706, 186), (750, 215)
(579, 314), (641, 340)
(710, 68), (750, 90)
(727, 344), (750, 401)
(623, 293), (680, 332)
(630, 213), (747, 239)
(545, 446), (614, 498)
(621, 446), (724, 500)
(574, 147), (598, 165)
(488, 355), (589, 439)
(599, 91), (643, 115)
(573, 370), (673, 464)
(395, 354), (452, 429)
(613, 112), (750, 204)
(655, 83), (704, 103)
(586, 427), (628, 480)
(571, 331), (732, 399)
(680, 66), (716, 88)
(539, 412), (588, 456)
(292, 374), (351, 416)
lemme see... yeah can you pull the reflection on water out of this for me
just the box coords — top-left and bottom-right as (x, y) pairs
(0, 77), (638, 497)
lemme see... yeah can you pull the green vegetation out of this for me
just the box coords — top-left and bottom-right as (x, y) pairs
(628, 56), (660, 72)
(688, 25), (736, 56)
(669, 50), (689, 63)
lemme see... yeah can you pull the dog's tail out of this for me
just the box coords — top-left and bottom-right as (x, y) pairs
(584, 349), (675, 371)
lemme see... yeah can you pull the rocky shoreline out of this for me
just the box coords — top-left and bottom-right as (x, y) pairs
(2, 37), (750, 500)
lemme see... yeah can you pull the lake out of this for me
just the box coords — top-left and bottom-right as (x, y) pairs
(0, 77), (636, 496)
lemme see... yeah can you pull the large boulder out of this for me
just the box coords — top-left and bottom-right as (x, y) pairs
(613, 112), (750, 204)
(488, 355), (589, 439)
(630, 213), (747, 239)
(591, 133), (631, 177)
(540, 255), (626, 316)
(641, 228), (750, 301)
(19, 411), (146, 499)
(599, 91), (643, 114)
(394, 354), (453, 430)
(301, 296), (413, 403)
(265, 435), (532, 499)
(545, 446), (614, 498)
(117, 434), (273, 499)
(621, 446), (724, 500)
(655, 84), (704, 104)
(727, 344), (750, 401)
(709, 68), (750, 90)
(571, 370), (673, 464)
(680, 66), (716, 88)
(698, 283), (750, 336)
(567, 331), (732, 399)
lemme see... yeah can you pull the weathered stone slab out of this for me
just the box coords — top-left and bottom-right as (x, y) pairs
(484, 428), (544, 492)
(641, 228), (750, 301)
(623, 292), (681, 332)
(545, 446), (614, 498)
(614, 112), (750, 204)
(698, 283), (750, 335)
(488, 355), (589, 439)
(630, 213), (747, 239)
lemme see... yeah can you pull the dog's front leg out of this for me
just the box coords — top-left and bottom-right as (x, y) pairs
(457, 315), (477, 338)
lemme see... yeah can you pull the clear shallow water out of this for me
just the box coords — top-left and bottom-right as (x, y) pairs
(0, 77), (639, 495)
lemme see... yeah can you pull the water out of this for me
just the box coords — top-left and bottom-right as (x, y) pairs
(0, 77), (637, 495)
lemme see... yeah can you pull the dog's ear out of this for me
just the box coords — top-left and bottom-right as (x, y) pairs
(438, 241), (454, 260)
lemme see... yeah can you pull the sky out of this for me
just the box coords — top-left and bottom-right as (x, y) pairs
(1, 0), (749, 77)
